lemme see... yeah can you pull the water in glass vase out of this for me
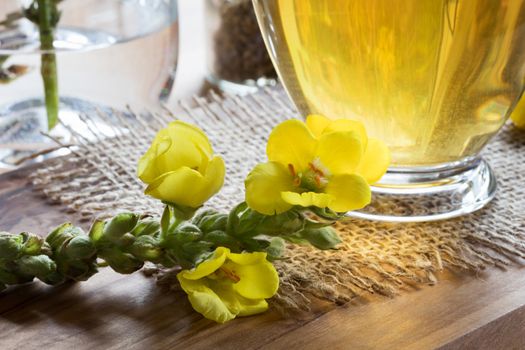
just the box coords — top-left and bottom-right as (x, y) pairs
(254, 0), (525, 166)
(0, 0), (178, 169)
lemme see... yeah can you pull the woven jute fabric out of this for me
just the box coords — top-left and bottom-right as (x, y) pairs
(30, 87), (525, 311)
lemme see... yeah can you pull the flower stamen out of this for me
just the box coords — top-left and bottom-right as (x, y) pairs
(288, 164), (302, 187)
(219, 267), (241, 283)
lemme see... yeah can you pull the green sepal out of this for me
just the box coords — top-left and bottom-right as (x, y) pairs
(308, 207), (345, 221)
(193, 212), (228, 233)
(88, 220), (105, 243)
(21, 233), (45, 255)
(162, 201), (198, 221)
(160, 205), (171, 238)
(45, 223), (74, 249)
(131, 219), (160, 237)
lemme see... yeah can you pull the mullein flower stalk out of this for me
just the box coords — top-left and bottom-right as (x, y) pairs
(0, 204), (339, 291)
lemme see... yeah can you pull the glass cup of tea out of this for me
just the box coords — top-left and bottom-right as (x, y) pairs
(253, 0), (525, 221)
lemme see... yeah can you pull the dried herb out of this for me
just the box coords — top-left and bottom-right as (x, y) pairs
(212, 0), (276, 83)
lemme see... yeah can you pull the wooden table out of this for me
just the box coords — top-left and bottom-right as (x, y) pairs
(2, 166), (525, 350)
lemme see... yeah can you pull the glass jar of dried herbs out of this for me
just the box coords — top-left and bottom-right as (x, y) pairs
(205, 0), (277, 94)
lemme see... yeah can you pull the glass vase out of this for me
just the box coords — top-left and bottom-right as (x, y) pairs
(0, 0), (179, 169)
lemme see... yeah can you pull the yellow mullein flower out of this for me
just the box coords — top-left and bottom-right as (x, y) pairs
(510, 95), (525, 129)
(137, 121), (225, 208)
(245, 115), (390, 215)
(177, 247), (279, 323)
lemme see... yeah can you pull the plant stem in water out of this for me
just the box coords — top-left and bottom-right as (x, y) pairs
(36, 0), (59, 130)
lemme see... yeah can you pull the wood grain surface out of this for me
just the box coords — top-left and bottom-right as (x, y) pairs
(1, 163), (525, 350)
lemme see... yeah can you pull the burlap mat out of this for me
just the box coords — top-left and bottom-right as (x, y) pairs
(30, 87), (525, 311)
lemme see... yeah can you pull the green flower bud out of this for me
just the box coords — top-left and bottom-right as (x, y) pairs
(46, 223), (79, 249)
(299, 226), (341, 250)
(64, 236), (97, 260)
(17, 255), (57, 280)
(0, 268), (31, 285)
(56, 259), (96, 282)
(130, 219), (160, 237)
(102, 213), (139, 241)
(99, 249), (143, 274)
(181, 241), (214, 263)
(173, 223), (203, 243)
(203, 230), (239, 249)
(258, 211), (304, 236)
(0, 233), (23, 261)
(191, 209), (216, 225)
(195, 212), (228, 233)
(129, 235), (163, 262)
(265, 237), (286, 260)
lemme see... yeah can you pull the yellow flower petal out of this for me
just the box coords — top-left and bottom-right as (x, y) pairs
(356, 138), (391, 184)
(167, 120), (213, 157)
(266, 119), (316, 171)
(187, 290), (236, 324)
(245, 162), (295, 215)
(316, 131), (364, 175)
(155, 136), (207, 178)
(179, 247), (229, 280)
(144, 156), (225, 208)
(137, 133), (172, 183)
(227, 260), (279, 299)
(236, 298), (269, 317)
(305, 114), (331, 138)
(201, 156), (226, 201)
(211, 285), (269, 317)
(227, 251), (268, 265)
(323, 119), (368, 148)
(281, 191), (333, 209)
(324, 174), (371, 212)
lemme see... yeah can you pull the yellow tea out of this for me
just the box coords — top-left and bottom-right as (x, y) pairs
(254, 0), (525, 165)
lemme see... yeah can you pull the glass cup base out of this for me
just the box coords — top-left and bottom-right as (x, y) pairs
(347, 157), (497, 222)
